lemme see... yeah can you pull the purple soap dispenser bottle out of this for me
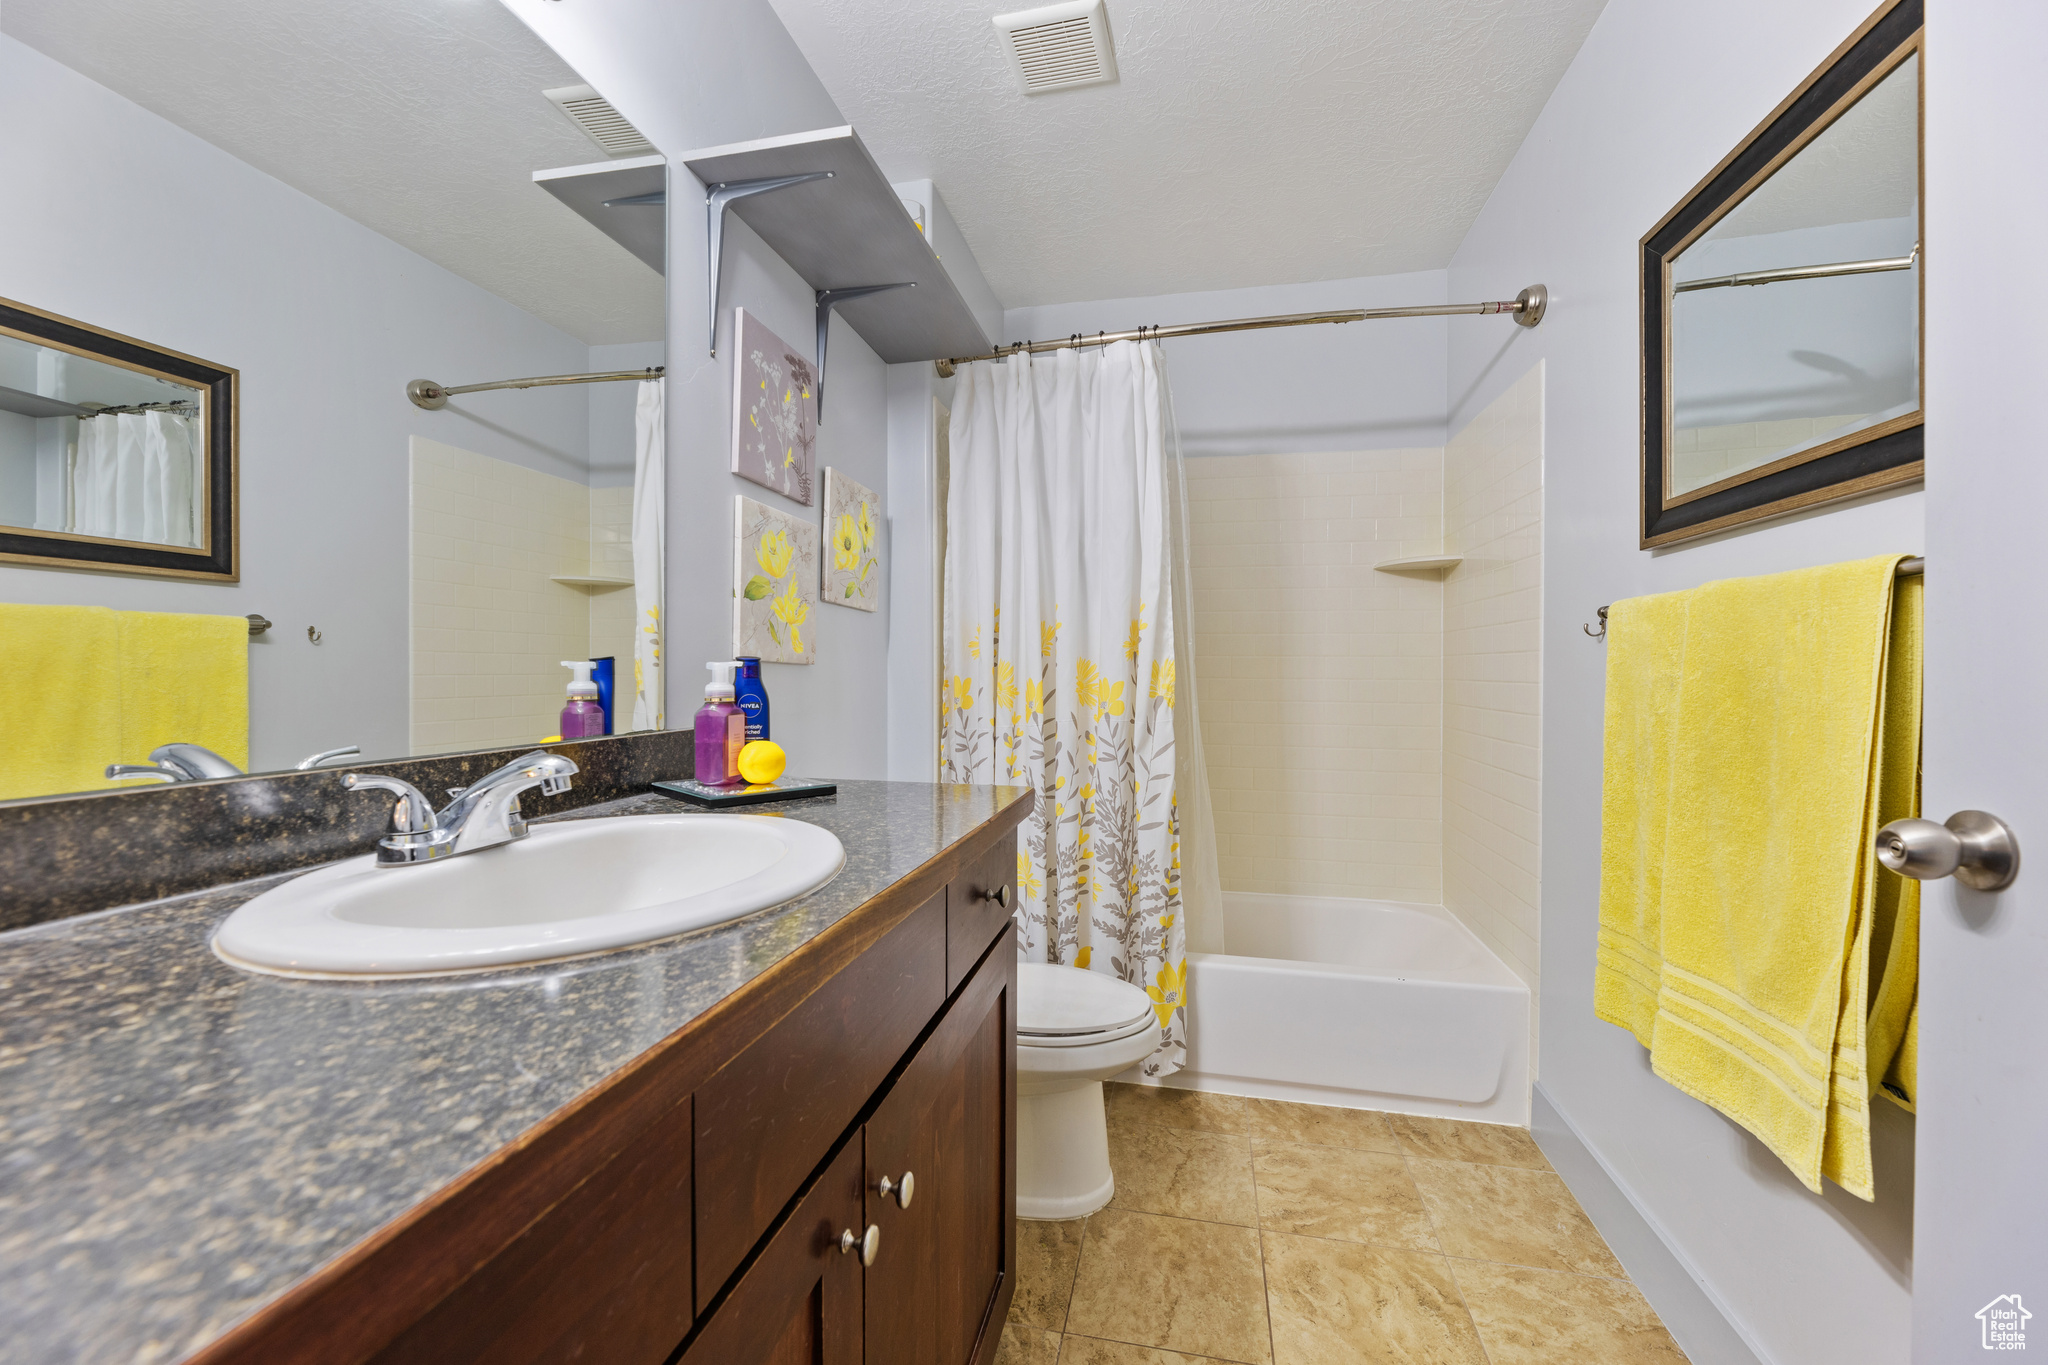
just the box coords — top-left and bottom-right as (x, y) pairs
(694, 661), (747, 786)
(559, 660), (605, 739)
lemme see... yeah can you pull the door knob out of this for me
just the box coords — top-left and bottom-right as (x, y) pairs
(877, 1171), (915, 1209)
(839, 1224), (881, 1266)
(1875, 810), (2019, 891)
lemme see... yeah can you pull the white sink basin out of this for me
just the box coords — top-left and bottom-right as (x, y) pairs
(213, 814), (844, 978)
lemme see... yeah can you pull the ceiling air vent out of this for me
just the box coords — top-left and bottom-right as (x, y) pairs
(993, 0), (1119, 95)
(543, 84), (656, 157)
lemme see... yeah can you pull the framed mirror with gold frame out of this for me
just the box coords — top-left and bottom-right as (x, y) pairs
(0, 297), (239, 580)
(1640, 0), (1921, 548)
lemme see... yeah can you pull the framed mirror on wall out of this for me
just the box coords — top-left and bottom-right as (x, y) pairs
(0, 300), (238, 579)
(1640, 0), (1921, 548)
(0, 0), (666, 803)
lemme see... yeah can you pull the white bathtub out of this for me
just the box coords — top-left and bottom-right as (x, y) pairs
(1152, 892), (1531, 1124)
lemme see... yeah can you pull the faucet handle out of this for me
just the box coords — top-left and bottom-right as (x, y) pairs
(342, 773), (435, 834)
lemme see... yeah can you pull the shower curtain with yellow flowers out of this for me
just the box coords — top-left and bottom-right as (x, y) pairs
(942, 339), (1216, 1078)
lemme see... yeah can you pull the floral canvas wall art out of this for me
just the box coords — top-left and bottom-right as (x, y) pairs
(733, 495), (817, 664)
(822, 467), (881, 612)
(730, 308), (817, 505)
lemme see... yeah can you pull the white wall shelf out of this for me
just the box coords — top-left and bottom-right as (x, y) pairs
(550, 575), (634, 589)
(533, 155), (667, 276)
(1372, 555), (1463, 574)
(679, 126), (993, 364)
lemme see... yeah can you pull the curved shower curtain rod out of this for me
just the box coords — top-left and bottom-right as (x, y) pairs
(933, 284), (1548, 377)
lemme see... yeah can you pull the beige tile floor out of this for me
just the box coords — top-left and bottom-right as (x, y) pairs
(994, 1083), (1690, 1365)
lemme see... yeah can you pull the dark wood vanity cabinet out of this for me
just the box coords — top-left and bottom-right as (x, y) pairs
(197, 818), (1023, 1365)
(687, 920), (1015, 1365)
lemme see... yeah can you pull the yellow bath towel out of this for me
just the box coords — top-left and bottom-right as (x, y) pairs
(0, 604), (248, 801)
(1594, 588), (1691, 1047)
(1595, 555), (1920, 1199)
(116, 608), (250, 773)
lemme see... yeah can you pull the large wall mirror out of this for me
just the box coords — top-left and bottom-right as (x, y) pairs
(0, 0), (665, 802)
(1641, 0), (1920, 547)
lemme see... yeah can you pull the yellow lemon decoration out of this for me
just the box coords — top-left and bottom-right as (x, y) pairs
(737, 740), (786, 784)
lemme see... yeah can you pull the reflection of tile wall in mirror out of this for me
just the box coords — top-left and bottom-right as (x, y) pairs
(1667, 52), (1919, 498)
(0, 331), (208, 545)
(408, 438), (638, 757)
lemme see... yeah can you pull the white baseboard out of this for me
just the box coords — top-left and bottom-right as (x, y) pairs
(1532, 1084), (1772, 1365)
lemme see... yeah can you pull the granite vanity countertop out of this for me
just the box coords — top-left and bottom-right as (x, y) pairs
(0, 780), (1029, 1365)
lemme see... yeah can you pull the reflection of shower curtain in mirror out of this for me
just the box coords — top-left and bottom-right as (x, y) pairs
(631, 378), (665, 731)
(68, 412), (200, 546)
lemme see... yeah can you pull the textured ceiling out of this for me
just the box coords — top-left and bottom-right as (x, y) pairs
(2, 0), (663, 345)
(768, 0), (1610, 308)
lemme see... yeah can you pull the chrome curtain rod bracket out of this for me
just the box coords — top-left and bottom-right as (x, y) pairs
(705, 172), (833, 357)
(933, 284), (1547, 375)
(1586, 556), (1924, 642)
(406, 367), (665, 411)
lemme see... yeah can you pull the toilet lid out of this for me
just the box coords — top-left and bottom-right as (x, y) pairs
(1017, 962), (1155, 1037)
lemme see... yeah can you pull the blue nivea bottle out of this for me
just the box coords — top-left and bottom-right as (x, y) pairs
(734, 656), (770, 741)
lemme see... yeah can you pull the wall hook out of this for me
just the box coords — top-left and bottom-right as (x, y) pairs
(307, 625), (323, 644)
(1583, 606), (1607, 640)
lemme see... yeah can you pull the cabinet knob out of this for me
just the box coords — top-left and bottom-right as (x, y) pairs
(981, 884), (1010, 909)
(839, 1224), (881, 1266)
(1876, 810), (2020, 891)
(877, 1171), (915, 1209)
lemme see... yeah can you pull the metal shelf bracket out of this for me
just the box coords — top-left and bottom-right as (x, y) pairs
(815, 283), (915, 422)
(705, 172), (833, 356)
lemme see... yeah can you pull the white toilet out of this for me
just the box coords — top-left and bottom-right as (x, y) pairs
(1015, 961), (1162, 1220)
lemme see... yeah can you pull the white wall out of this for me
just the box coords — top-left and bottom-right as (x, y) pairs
(500, 0), (899, 782)
(1444, 3), (1922, 1362)
(1005, 270), (1451, 456)
(0, 33), (601, 775)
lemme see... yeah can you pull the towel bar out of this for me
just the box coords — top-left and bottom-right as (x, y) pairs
(246, 614), (271, 636)
(1585, 556), (1924, 640)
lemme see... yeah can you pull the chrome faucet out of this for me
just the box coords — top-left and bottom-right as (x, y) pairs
(105, 742), (245, 784)
(342, 750), (577, 865)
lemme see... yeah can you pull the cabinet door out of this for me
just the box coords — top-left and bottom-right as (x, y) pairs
(678, 1138), (865, 1365)
(866, 924), (1017, 1365)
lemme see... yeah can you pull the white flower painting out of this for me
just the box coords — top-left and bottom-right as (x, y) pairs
(822, 468), (881, 612)
(733, 495), (818, 665)
(730, 308), (817, 505)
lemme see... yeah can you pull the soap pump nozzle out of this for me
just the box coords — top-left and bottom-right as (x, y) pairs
(704, 660), (738, 699)
(561, 660), (599, 699)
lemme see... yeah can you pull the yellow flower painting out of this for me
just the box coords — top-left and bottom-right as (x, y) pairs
(822, 467), (881, 612)
(733, 495), (816, 665)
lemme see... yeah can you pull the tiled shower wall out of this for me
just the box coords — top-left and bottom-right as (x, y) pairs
(1443, 365), (1544, 992)
(1184, 449), (1446, 902)
(409, 437), (636, 755)
(1182, 368), (1542, 996)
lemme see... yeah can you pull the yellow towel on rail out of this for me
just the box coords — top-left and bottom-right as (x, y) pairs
(1594, 588), (1691, 1046)
(1594, 555), (1920, 1200)
(0, 604), (248, 801)
(115, 608), (250, 773)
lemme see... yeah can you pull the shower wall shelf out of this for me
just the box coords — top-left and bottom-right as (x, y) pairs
(678, 126), (992, 365)
(1373, 555), (1463, 574)
(534, 155), (667, 276)
(550, 575), (634, 589)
